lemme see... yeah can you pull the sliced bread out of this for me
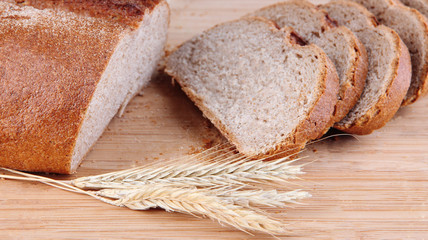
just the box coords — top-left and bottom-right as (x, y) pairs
(0, 0), (170, 173)
(248, 0), (368, 123)
(400, 0), (428, 17)
(351, 0), (428, 105)
(165, 17), (339, 157)
(321, 1), (411, 134)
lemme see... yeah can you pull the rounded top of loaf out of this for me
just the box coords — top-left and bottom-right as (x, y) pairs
(11, 0), (162, 27)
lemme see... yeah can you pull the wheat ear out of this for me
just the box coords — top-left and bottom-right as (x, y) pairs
(91, 185), (287, 234)
(72, 146), (305, 190)
(217, 189), (311, 208)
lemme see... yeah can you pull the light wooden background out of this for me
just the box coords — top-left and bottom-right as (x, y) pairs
(1, 0), (428, 239)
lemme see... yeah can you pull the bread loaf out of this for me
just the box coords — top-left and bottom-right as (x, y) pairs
(0, 0), (170, 173)
(166, 17), (339, 157)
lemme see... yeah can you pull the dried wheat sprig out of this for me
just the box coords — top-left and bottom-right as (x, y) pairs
(84, 185), (310, 210)
(81, 143), (238, 183)
(72, 153), (305, 190)
(71, 144), (285, 184)
(90, 185), (287, 235)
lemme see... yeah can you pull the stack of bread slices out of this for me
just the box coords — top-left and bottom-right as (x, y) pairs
(166, 0), (428, 158)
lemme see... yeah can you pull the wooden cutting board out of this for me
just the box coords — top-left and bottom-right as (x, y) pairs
(1, 0), (428, 239)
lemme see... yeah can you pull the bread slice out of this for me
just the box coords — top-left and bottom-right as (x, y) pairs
(0, 0), (170, 174)
(166, 17), (339, 157)
(248, 0), (368, 124)
(321, 1), (411, 134)
(400, 0), (428, 16)
(351, 0), (428, 105)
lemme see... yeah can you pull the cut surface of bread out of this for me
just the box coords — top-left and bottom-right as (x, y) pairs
(166, 17), (339, 157)
(351, 0), (428, 105)
(0, 0), (170, 173)
(400, 0), (428, 16)
(248, 0), (368, 123)
(322, 1), (411, 134)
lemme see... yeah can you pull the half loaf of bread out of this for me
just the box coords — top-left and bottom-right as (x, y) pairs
(166, 17), (339, 157)
(322, 1), (411, 134)
(351, 0), (428, 105)
(0, 0), (170, 173)
(248, 0), (368, 124)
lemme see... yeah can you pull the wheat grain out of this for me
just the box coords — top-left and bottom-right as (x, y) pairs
(217, 189), (311, 208)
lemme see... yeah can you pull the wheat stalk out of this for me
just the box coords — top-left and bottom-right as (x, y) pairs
(0, 143), (310, 236)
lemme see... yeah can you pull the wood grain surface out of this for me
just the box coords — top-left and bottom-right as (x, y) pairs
(1, 0), (428, 239)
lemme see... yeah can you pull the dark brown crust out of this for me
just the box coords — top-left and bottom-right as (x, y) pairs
(14, 0), (160, 27)
(0, 1), (165, 174)
(330, 27), (368, 123)
(166, 17), (340, 158)
(335, 33), (411, 135)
